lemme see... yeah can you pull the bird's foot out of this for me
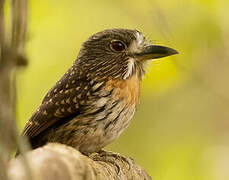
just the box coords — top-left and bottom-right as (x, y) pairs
(90, 149), (132, 175)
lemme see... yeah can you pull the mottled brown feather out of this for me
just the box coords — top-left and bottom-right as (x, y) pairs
(22, 67), (85, 138)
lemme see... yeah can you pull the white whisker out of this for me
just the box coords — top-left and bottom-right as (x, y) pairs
(123, 58), (135, 79)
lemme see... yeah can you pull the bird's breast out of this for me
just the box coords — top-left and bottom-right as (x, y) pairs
(106, 74), (141, 106)
(93, 74), (141, 145)
(59, 74), (142, 153)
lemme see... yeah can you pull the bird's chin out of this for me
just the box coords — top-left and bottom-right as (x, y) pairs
(124, 58), (148, 80)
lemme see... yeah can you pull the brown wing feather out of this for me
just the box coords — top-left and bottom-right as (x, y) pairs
(22, 66), (85, 138)
(22, 103), (64, 137)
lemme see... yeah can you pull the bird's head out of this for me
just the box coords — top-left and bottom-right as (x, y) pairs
(76, 29), (178, 80)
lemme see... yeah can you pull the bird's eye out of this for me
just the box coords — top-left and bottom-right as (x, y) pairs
(110, 40), (126, 52)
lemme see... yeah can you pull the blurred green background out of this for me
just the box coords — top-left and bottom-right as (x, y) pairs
(16, 0), (229, 179)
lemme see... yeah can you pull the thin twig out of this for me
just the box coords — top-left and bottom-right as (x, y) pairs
(0, 0), (29, 179)
(0, 0), (5, 46)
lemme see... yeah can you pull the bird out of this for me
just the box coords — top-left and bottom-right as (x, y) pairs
(19, 29), (178, 155)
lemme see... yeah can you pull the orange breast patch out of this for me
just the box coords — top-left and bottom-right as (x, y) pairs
(106, 74), (141, 106)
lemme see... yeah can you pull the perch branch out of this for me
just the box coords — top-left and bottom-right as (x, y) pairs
(8, 143), (152, 180)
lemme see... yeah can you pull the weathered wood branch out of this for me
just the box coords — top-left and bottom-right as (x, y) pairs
(8, 143), (152, 180)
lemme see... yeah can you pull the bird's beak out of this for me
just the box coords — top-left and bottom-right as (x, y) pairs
(135, 45), (178, 61)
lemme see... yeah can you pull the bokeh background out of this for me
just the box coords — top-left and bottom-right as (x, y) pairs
(15, 0), (229, 179)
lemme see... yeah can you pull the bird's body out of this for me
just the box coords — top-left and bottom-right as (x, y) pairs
(20, 29), (177, 155)
(30, 73), (140, 153)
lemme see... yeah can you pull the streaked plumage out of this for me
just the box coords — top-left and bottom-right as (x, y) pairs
(19, 29), (178, 155)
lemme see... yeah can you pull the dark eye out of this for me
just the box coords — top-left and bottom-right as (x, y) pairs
(110, 40), (126, 52)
